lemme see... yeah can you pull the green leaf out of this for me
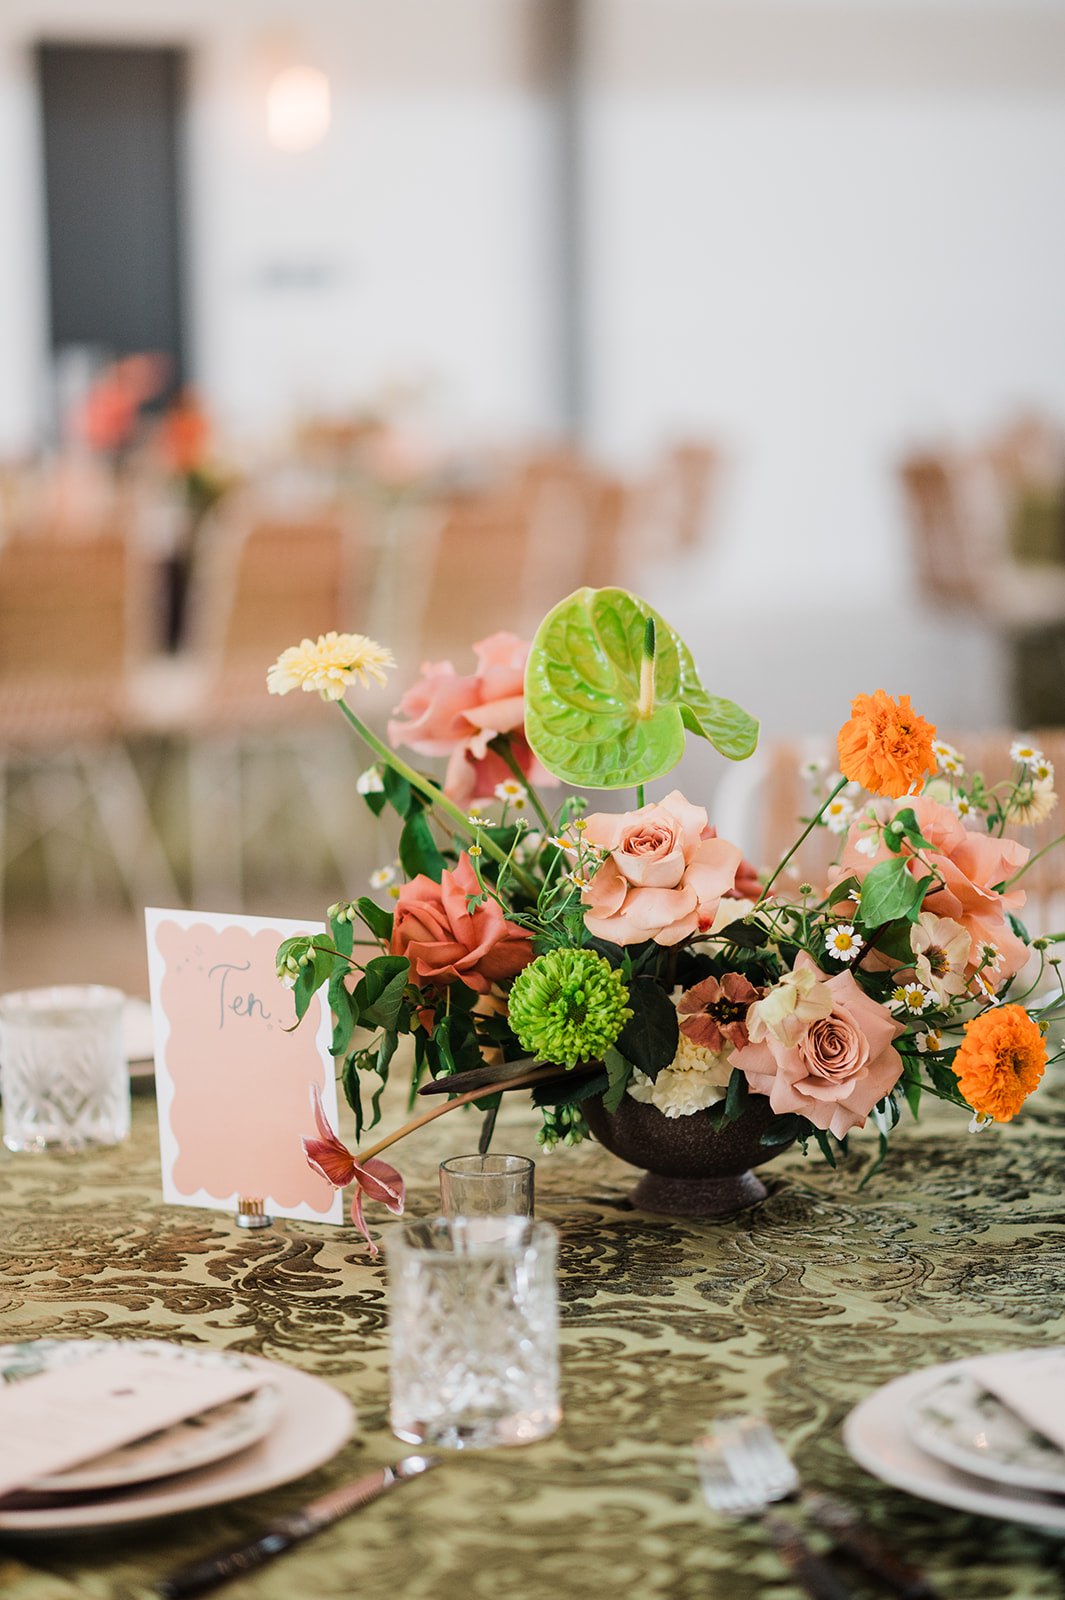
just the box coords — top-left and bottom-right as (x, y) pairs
(721, 1067), (748, 1126)
(717, 917), (769, 950)
(327, 970), (358, 1058)
(615, 976), (679, 1080)
(524, 587), (759, 789)
(1008, 910), (1031, 944)
(432, 1010), (484, 1079)
(902, 1074), (923, 1120)
(354, 955), (410, 1032)
(381, 764), (414, 818)
(858, 1130), (891, 1189)
(329, 907), (354, 959)
(361, 787), (388, 818)
(858, 856), (930, 927)
(342, 1055), (364, 1138)
(758, 1113), (807, 1147)
(355, 897), (394, 944)
(884, 808), (936, 854)
(812, 1128), (838, 1168)
(533, 1067), (610, 1110)
(399, 810), (447, 882)
(602, 1046), (634, 1112)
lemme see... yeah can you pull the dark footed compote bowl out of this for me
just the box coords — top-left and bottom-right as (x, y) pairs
(582, 1092), (793, 1217)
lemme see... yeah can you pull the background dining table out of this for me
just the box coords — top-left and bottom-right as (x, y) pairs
(1, 1071), (1063, 1600)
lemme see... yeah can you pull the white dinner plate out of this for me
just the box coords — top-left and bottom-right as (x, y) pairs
(0, 1340), (284, 1494)
(844, 1360), (1065, 1534)
(0, 1342), (355, 1537)
(906, 1367), (1065, 1496)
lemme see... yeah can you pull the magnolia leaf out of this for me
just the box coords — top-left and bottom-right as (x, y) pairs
(524, 587), (758, 789)
(858, 856), (930, 927)
(602, 1046), (634, 1113)
(615, 977), (678, 1081)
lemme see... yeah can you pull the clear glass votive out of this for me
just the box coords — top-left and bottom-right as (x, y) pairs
(439, 1152), (535, 1219)
(388, 1215), (561, 1450)
(0, 985), (129, 1153)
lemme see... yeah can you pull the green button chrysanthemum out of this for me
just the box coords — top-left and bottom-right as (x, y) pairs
(508, 949), (632, 1068)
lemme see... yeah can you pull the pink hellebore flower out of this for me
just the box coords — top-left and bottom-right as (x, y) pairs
(302, 1085), (405, 1257)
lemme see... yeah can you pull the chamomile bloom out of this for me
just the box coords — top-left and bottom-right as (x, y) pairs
(1031, 757), (1055, 783)
(824, 924), (864, 963)
(1010, 739), (1044, 768)
(562, 869), (593, 891)
(369, 863), (396, 890)
(976, 941), (1003, 972)
(932, 739), (966, 775)
(891, 982), (934, 1015)
(467, 799), (488, 817)
(1008, 777), (1058, 827)
(824, 796), (855, 835)
(853, 826), (882, 859)
(951, 793), (984, 824)
(494, 779), (528, 804)
(916, 1027), (944, 1054)
(356, 765), (384, 795)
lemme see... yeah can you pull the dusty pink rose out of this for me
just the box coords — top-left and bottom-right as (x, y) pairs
(834, 794), (1030, 985)
(387, 632), (556, 805)
(581, 790), (745, 946)
(679, 972), (763, 1052)
(390, 853), (533, 992)
(731, 953), (904, 1140)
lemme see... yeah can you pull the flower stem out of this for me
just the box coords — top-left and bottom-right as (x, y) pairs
(337, 701), (538, 894)
(355, 1064), (554, 1162)
(755, 778), (848, 908)
(998, 830), (1065, 892)
(491, 733), (553, 832)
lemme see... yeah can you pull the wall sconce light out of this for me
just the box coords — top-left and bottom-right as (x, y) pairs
(266, 65), (331, 152)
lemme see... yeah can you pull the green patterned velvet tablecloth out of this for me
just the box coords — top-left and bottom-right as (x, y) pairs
(1, 1079), (1064, 1600)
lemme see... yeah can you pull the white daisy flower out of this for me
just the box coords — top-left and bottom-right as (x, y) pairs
(824, 924), (864, 963)
(387, 884), (402, 901)
(951, 793), (984, 823)
(369, 864), (396, 890)
(891, 982), (934, 1015)
(976, 941), (1002, 971)
(915, 1027), (944, 1054)
(854, 830), (881, 859)
(356, 765), (385, 795)
(932, 739), (966, 775)
(1031, 758), (1055, 783)
(824, 797), (855, 835)
(494, 780), (527, 802)
(1010, 740), (1044, 768)
(510, 793), (528, 811)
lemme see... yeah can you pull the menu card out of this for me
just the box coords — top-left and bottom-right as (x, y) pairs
(0, 1347), (268, 1497)
(146, 908), (343, 1224)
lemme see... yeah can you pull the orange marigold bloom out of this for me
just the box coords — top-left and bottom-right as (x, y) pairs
(836, 690), (936, 799)
(952, 1004), (1046, 1122)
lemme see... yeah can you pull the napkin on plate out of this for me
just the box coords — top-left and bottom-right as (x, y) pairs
(966, 1349), (1065, 1454)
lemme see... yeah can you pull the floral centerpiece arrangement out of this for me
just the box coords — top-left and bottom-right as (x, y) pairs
(269, 589), (1062, 1252)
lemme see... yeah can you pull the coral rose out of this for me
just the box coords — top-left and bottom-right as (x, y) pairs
(580, 790), (745, 946)
(390, 853), (533, 992)
(834, 795), (1031, 986)
(731, 953), (904, 1139)
(387, 632), (556, 806)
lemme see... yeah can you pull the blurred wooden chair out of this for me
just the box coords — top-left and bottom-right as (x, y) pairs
(145, 498), (368, 906)
(0, 531), (180, 947)
(653, 441), (723, 553)
(400, 491), (538, 661)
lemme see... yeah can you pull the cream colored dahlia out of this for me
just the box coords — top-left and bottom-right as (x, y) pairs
(267, 632), (396, 700)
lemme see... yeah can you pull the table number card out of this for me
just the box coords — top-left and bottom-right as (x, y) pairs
(145, 908), (343, 1224)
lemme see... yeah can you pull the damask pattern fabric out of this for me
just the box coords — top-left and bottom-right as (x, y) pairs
(1, 1080), (1063, 1599)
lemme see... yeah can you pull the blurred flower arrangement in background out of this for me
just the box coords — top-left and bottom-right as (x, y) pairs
(268, 591), (1064, 1251)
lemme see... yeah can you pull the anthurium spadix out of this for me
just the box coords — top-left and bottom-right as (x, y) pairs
(523, 588), (759, 790)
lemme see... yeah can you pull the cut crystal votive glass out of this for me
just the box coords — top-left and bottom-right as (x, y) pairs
(439, 1152), (535, 1218)
(388, 1215), (561, 1450)
(0, 985), (129, 1153)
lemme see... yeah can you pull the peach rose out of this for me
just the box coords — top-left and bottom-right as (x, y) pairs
(581, 790), (745, 946)
(834, 795), (1030, 984)
(388, 632), (556, 806)
(390, 853), (533, 992)
(731, 953), (904, 1139)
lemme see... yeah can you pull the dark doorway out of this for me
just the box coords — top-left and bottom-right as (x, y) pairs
(37, 42), (188, 396)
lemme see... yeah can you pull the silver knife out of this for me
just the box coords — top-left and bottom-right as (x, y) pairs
(156, 1453), (440, 1599)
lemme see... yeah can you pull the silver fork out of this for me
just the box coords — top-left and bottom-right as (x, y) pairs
(697, 1417), (937, 1600)
(697, 1419), (855, 1600)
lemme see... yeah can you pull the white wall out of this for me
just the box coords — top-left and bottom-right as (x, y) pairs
(584, 0), (1065, 615)
(0, 0), (559, 453)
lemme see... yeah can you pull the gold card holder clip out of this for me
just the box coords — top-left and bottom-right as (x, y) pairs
(235, 1196), (274, 1230)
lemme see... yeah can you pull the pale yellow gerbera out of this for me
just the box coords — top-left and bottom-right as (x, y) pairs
(1007, 776), (1058, 828)
(267, 632), (395, 701)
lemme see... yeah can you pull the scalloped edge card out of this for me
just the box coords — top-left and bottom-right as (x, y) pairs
(145, 908), (343, 1224)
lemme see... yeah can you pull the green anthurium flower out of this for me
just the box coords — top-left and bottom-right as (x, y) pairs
(524, 587), (758, 789)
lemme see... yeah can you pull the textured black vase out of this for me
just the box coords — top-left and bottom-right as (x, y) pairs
(583, 1092), (792, 1217)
